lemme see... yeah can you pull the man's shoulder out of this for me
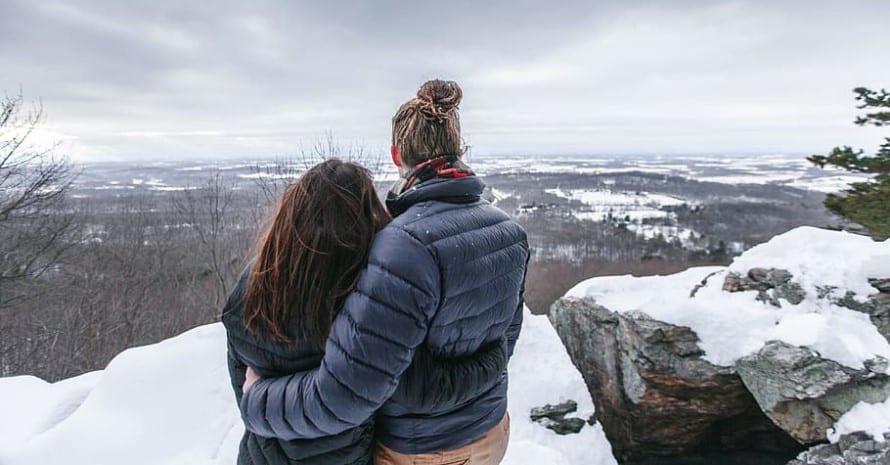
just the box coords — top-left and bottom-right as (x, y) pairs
(385, 200), (527, 248)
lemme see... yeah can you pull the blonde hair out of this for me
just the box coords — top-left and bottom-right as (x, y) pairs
(392, 79), (464, 167)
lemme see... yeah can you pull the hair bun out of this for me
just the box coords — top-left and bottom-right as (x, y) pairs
(410, 79), (462, 121)
(417, 79), (462, 110)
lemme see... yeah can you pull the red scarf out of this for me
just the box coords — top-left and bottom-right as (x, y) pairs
(389, 155), (474, 197)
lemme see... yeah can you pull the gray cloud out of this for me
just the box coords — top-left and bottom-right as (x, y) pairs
(2, 0), (889, 161)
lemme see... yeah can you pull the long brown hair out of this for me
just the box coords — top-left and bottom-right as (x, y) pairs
(392, 79), (464, 167)
(244, 159), (389, 347)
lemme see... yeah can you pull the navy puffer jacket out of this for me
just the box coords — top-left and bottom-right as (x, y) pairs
(225, 265), (510, 465)
(240, 175), (529, 454)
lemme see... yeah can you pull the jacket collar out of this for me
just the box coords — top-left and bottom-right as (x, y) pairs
(386, 176), (485, 217)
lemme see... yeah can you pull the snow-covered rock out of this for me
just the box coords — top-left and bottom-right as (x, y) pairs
(555, 226), (890, 460)
(565, 227), (890, 370)
(0, 309), (617, 465)
(549, 297), (797, 462)
(789, 432), (890, 465)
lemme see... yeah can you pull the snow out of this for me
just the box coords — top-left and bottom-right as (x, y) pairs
(626, 223), (700, 246)
(490, 188), (511, 202)
(787, 174), (874, 193)
(0, 309), (616, 465)
(236, 172), (295, 180)
(544, 188), (687, 230)
(505, 309), (617, 465)
(0, 324), (241, 465)
(0, 372), (102, 454)
(544, 188), (698, 243)
(829, 398), (890, 443)
(565, 227), (890, 370)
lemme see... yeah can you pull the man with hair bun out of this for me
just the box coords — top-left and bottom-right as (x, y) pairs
(241, 79), (529, 465)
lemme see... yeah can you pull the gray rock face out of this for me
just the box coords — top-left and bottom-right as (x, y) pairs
(530, 400), (578, 421)
(723, 268), (806, 307)
(537, 417), (587, 435)
(834, 291), (890, 343)
(869, 278), (890, 294)
(736, 341), (890, 445)
(529, 400), (589, 435)
(549, 298), (798, 461)
(788, 432), (890, 465)
(817, 278), (890, 343)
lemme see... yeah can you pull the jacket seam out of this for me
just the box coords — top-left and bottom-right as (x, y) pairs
(429, 218), (512, 247)
(352, 288), (426, 330)
(321, 354), (380, 406)
(343, 311), (413, 352)
(429, 293), (516, 329)
(329, 336), (398, 380)
(444, 266), (524, 301)
(464, 240), (527, 265)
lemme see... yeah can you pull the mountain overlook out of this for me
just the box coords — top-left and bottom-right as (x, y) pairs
(2, 227), (888, 465)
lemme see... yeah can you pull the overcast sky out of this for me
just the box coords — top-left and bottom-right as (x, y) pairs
(2, 0), (889, 161)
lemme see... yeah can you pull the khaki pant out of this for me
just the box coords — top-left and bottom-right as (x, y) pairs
(373, 414), (510, 465)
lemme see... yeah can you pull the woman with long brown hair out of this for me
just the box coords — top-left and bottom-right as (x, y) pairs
(222, 158), (509, 465)
(238, 80), (529, 465)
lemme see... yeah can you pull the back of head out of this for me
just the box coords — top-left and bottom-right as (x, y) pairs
(392, 79), (464, 167)
(244, 159), (389, 347)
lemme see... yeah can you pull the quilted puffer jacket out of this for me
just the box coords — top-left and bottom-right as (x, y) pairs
(240, 175), (529, 455)
(224, 191), (515, 464)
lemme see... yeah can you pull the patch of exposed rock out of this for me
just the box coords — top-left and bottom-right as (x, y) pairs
(830, 279), (890, 342)
(736, 341), (890, 445)
(529, 400), (589, 435)
(788, 432), (890, 465)
(723, 267), (806, 307)
(549, 298), (800, 462)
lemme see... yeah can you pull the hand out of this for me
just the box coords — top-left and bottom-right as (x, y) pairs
(243, 366), (260, 392)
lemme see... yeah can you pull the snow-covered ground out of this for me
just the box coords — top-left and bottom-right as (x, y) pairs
(77, 153), (872, 195)
(0, 310), (616, 465)
(545, 187), (688, 222)
(565, 226), (890, 442)
(544, 187), (701, 245)
(473, 154), (871, 193)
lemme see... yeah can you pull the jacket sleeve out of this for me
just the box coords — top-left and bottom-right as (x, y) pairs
(388, 336), (508, 413)
(505, 243), (529, 358)
(223, 265), (251, 403)
(227, 342), (247, 404)
(239, 226), (440, 439)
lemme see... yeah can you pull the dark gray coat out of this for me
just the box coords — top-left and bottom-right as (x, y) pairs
(239, 176), (529, 454)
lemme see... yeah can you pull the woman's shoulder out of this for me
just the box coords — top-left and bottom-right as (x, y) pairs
(222, 263), (324, 375)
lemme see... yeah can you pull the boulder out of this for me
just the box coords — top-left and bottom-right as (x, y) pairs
(549, 298), (799, 462)
(736, 341), (890, 445)
(787, 432), (890, 465)
(536, 417), (588, 435)
(530, 400), (578, 421)
(529, 400), (590, 435)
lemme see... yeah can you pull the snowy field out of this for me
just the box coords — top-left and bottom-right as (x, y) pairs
(543, 187), (701, 245)
(544, 187), (688, 222)
(566, 226), (890, 442)
(69, 154), (852, 253)
(74, 153), (870, 195)
(0, 310), (616, 465)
